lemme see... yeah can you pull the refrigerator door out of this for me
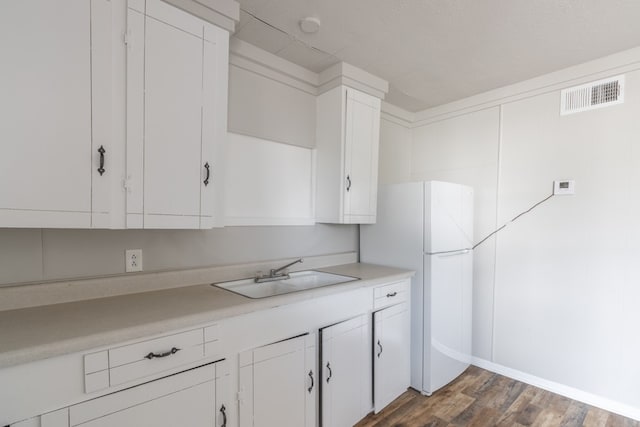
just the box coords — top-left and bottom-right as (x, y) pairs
(424, 250), (473, 394)
(425, 181), (474, 254)
(360, 182), (425, 389)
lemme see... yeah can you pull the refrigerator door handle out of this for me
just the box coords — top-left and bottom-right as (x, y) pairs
(434, 249), (470, 257)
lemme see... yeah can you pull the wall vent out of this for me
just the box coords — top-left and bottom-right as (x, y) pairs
(560, 75), (624, 115)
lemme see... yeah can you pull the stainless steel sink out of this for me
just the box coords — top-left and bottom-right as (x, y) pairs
(212, 270), (360, 299)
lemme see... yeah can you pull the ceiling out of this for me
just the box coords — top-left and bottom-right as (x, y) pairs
(232, 0), (640, 112)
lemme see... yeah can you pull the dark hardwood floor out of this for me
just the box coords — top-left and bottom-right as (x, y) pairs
(356, 366), (640, 427)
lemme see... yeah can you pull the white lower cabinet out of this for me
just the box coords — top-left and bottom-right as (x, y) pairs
(239, 334), (316, 427)
(5, 278), (413, 427)
(320, 315), (370, 427)
(9, 361), (228, 427)
(70, 362), (227, 427)
(373, 302), (411, 413)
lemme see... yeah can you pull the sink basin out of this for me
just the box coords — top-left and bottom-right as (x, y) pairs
(212, 270), (360, 299)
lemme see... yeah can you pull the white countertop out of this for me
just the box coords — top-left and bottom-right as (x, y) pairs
(0, 263), (413, 369)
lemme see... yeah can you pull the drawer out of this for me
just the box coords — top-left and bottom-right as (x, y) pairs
(373, 280), (409, 309)
(204, 323), (223, 360)
(107, 329), (204, 386)
(83, 323), (225, 393)
(110, 344), (204, 386)
(109, 329), (203, 368)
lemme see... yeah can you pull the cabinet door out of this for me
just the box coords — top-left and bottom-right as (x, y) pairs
(320, 315), (369, 427)
(200, 26), (228, 229)
(373, 303), (411, 413)
(0, 0), (111, 228)
(343, 89), (381, 224)
(41, 409), (69, 427)
(70, 364), (216, 427)
(143, 9), (203, 228)
(127, 0), (225, 229)
(239, 334), (315, 427)
(215, 360), (231, 427)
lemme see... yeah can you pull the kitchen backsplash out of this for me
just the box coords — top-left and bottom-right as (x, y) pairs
(0, 224), (358, 286)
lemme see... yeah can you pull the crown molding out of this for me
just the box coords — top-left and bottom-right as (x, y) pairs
(229, 38), (389, 100)
(164, 0), (239, 32)
(317, 62), (389, 99)
(412, 46), (640, 127)
(380, 102), (414, 128)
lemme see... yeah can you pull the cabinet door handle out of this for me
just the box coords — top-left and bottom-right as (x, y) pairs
(386, 292), (397, 298)
(346, 175), (351, 192)
(377, 340), (383, 358)
(326, 362), (332, 383)
(220, 404), (227, 427)
(144, 347), (180, 360)
(203, 162), (211, 186)
(97, 146), (106, 176)
(308, 370), (314, 393)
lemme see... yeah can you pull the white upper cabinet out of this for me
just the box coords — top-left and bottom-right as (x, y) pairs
(316, 86), (381, 224)
(0, 0), (112, 228)
(126, 0), (228, 229)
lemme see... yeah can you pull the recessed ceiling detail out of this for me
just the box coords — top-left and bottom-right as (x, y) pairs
(234, 0), (640, 112)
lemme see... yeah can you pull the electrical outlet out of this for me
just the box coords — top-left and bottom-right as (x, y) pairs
(125, 249), (143, 272)
(553, 180), (575, 195)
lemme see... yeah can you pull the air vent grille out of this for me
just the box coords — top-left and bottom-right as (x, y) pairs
(560, 75), (624, 115)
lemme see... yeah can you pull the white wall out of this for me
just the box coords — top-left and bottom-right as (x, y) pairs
(0, 44), (357, 287)
(494, 76), (640, 406)
(228, 65), (316, 148)
(378, 116), (412, 185)
(379, 48), (640, 413)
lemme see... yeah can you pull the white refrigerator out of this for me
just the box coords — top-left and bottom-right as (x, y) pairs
(360, 181), (473, 395)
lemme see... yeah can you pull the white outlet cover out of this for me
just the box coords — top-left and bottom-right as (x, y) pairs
(553, 180), (575, 195)
(125, 249), (143, 272)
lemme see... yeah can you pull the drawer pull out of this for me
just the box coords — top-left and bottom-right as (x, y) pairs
(308, 370), (314, 393)
(144, 347), (180, 360)
(386, 292), (397, 298)
(326, 362), (332, 383)
(377, 340), (383, 358)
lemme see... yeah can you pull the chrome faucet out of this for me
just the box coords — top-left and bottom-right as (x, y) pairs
(255, 258), (304, 283)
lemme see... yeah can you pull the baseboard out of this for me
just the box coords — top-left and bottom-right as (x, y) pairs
(471, 357), (640, 422)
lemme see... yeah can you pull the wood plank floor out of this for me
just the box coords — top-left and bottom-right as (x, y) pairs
(356, 366), (640, 427)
